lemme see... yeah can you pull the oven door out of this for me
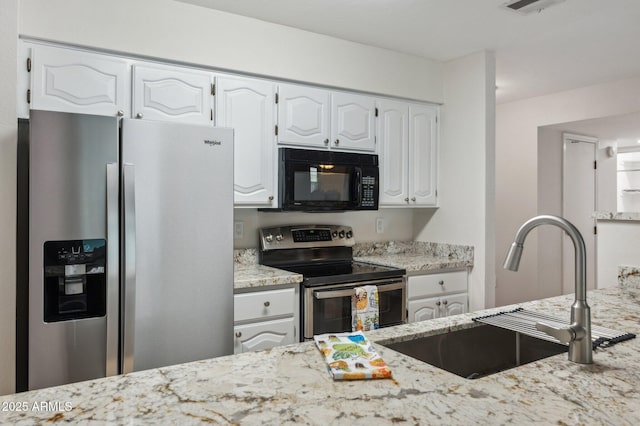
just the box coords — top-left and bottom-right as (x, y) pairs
(303, 278), (406, 340)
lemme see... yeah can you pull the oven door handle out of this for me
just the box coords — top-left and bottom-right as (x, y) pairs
(314, 281), (404, 300)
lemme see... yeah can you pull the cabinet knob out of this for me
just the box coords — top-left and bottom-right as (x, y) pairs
(411, 197), (416, 202)
(235, 331), (242, 338)
(136, 112), (144, 119)
(268, 195), (274, 201)
(435, 301), (441, 306)
(324, 139), (329, 145)
(264, 301), (271, 307)
(438, 280), (444, 286)
(334, 139), (340, 146)
(116, 110), (125, 117)
(404, 197), (409, 202)
(443, 300), (448, 305)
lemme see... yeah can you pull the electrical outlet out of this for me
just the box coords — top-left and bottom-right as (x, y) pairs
(234, 221), (244, 239)
(376, 218), (384, 234)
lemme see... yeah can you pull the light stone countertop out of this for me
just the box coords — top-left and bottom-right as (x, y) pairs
(233, 262), (302, 292)
(593, 211), (640, 221)
(355, 253), (472, 273)
(2, 286), (638, 425)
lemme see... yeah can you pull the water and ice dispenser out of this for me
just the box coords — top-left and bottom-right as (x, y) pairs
(43, 239), (107, 322)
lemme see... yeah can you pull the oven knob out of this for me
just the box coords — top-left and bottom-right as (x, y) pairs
(346, 230), (353, 239)
(338, 230), (345, 238)
(265, 234), (273, 243)
(275, 234), (284, 241)
(332, 231), (338, 238)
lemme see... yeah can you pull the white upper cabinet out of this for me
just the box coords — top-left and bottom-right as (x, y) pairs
(215, 75), (277, 207)
(278, 84), (330, 149)
(331, 92), (376, 152)
(132, 64), (213, 124)
(30, 45), (130, 117)
(278, 85), (376, 152)
(408, 104), (438, 206)
(377, 99), (409, 205)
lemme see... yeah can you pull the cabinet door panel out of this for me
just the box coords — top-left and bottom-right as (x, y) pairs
(442, 293), (467, 317)
(377, 99), (409, 205)
(278, 84), (330, 148)
(409, 104), (438, 206)
(331, 92), (376, 152)
(408, 298), (440, 323)
(216, 76), (277, 206)
(233, 318), (295, 354)
(31, 45), (129, 117)
(133, 65), (213, 124)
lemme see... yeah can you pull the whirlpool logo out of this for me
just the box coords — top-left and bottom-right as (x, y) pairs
(204, 140), (222, 146)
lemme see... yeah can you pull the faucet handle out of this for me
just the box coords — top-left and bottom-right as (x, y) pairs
(536, 322), (576, 345)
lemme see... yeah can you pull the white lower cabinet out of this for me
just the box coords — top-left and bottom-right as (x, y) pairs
(234, 318), (295, 354)
(233, 287), (298, 354)
(407, 270), (468, 323)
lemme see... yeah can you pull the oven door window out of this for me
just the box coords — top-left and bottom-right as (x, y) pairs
(310, 284), (405, 338)
(288, 163), (357, 209)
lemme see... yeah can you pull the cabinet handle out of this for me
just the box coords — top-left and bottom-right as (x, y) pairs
(334, 139), (340, 146)
(443, 300), (448, 305)
(438, 280), (444, 286)
(117, 110), (125, 117)
(435, 301), (441, 306)
(264, 301), (270, 307)
(324, 139), (329, 145)
(136, 113), (143, 119)
(235, 331), (242, 338)
(404, 197), (409, 202)
(268, 195), (274, 201)
(411, 197), (416, 202)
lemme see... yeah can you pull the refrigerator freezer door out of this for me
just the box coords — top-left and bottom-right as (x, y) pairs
(26, 110), (119, 390)
(121, 119), (234, 372)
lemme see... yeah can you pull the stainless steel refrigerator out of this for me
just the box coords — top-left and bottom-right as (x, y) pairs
(17, 110), (234, 391)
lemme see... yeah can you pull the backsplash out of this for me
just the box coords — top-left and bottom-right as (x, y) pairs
(234, 241), (474, 266)
(618, 265), (640, 288)
(353, 241), (474, 262)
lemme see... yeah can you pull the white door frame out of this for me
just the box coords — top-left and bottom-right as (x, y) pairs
(562, 132), (598, 294)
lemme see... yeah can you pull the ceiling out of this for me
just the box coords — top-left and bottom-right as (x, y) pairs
(177, 0), (640, 103)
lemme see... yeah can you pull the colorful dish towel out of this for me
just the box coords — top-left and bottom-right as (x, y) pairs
(314, 331), (392, 380)
(352, 285), (379, 331)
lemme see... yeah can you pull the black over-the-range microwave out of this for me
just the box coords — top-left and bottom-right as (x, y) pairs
(267, 147), (379, 212)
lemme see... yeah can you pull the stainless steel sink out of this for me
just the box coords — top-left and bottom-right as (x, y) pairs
(383, 324), (567, 379)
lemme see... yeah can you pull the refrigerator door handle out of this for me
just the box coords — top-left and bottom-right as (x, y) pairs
(122, 163), (137, 374)
(106, 163), (119, 376)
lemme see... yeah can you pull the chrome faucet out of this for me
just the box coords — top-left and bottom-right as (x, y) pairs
(503, 215), (592, 364)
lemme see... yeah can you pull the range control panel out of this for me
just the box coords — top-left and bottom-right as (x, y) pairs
(260, 225), (354, 251)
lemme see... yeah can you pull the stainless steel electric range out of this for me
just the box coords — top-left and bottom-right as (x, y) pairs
(259, 225), (406, 341)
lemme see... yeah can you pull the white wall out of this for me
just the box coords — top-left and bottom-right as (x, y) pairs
(496, 76), (640, 306)
(19, 0), (443, 103)
(0, 0), (18, 396)
(234, 209), (415, 249)
(415, 51), (496, 312)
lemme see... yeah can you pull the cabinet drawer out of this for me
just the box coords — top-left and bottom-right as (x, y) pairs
(234, 287), (295, 323)
(407, 271), (467, 299)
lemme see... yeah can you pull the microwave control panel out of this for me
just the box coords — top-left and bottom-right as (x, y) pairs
(361, 175), (377, 208)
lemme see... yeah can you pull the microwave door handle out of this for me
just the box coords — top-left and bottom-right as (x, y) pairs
(353, 167), (362, 204)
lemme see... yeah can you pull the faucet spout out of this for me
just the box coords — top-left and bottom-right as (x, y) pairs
(503, 215), (592, 364)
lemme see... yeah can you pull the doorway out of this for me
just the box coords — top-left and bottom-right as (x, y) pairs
(562, 133), (597, 293)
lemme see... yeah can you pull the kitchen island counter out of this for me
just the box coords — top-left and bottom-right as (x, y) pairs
(2, 286), (639, 425)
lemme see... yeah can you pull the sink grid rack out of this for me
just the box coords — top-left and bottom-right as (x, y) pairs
(472, 308), (636, 350)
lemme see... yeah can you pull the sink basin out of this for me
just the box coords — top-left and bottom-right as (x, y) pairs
(383, 324), (567, 379)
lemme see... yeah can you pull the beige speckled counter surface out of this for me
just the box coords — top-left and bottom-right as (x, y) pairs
(594, 211), (640, 221)
(2, 286), (638, 425)
(234, 263), (302, 291)
(355, 253), (472, 273)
